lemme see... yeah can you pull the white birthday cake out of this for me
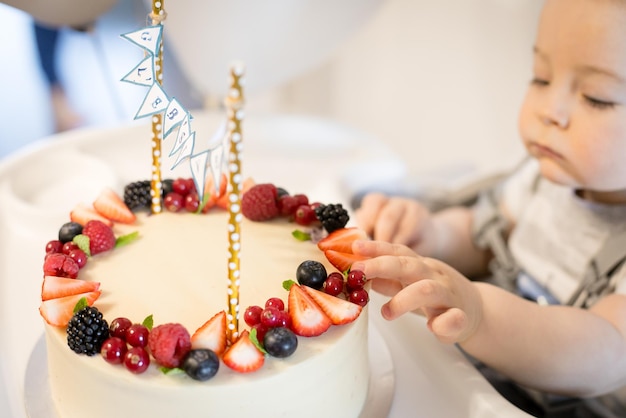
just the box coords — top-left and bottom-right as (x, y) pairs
(38, 178), (372, 418)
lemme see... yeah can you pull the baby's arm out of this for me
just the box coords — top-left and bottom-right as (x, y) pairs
(352, 240), (626, 397)
(355, 193), (490, 277)
(462, 285), (626, 397)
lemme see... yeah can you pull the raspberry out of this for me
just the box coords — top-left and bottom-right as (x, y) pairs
(241, 184), (279, 221)
(82, 220), (116, 255)
(148, 323), (192, 368)
(43, 252), (79, 278)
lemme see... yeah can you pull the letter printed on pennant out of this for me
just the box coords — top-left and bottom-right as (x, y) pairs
(163, 99), (187, 139)
(121, 56), (155, 87)
(169, 114), (192, 156)
(134, 83), (170, 119)
(121, 26), (163, 56)
(171, 132), (196, 169)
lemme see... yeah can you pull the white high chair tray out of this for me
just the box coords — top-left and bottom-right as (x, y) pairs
(0, 112), (531, 417)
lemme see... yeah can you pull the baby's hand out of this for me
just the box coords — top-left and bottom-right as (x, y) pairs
(352, 240), (483, 344)
(355, 193), (433, 252)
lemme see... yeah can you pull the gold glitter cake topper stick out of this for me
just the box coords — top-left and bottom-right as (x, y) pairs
(226, 63), (245, 343)
(149, 0), (166, 214)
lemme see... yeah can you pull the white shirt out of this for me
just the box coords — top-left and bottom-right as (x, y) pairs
(497, 159), (626, 304)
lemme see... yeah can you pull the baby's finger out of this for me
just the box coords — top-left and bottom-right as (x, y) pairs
(426, 308), (468, 344)
(372, 198), (407, 243)
(390, 202), (423, 246)
(381, 279), (454, 320)
(352, 254), (428, 289)
(370, 277), (402, 297)
(355, 193), (388, 236)
(352, 239), (416, 258)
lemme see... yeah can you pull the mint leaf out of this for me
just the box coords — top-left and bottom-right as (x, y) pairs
(292, 230), (311, 242)
(72, 234), (91, 257)
(282, 280), (296, 291)
(115, 231), (140, 248)
(73, 297), (88, 313)
(160, 366), (184, 375)
(195, 191), (212, 214)
(249, 327), (267, 355)
(143, 314), (154, 330)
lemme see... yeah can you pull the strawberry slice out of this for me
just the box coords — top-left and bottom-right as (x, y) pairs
(41, 276), (101, 301)
(215, 192), (229, 210)
(93, 187), (136, 224)
(324, 250), (369, 273)
(201, 174), (229, 211)
(70, 203), (113, 227)
(317, 227), (368, 254)
(222, 330), (265, 373)
(288, 284), (332, 337)
(39, 291), (101, 327)
(241, 177), (256, 194)
(191, 311), (227, 356)
(301, 285), (363, 325)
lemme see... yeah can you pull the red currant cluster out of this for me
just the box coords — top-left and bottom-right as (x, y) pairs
(243, 297), (291, 344)
(100, 317), (151, 374)
(323, 270), (369, 307)
(163, 178), (203, 213)
(276, 191), (321, 226)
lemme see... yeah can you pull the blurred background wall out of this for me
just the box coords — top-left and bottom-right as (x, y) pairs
(0, 0), (543, 186)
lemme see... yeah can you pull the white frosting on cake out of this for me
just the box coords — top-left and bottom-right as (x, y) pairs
(44, 211), (369, 417)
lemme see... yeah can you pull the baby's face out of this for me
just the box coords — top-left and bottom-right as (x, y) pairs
(518, 0), (626, 200)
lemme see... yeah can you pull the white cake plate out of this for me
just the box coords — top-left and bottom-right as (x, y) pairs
(24, 321), (394, 418)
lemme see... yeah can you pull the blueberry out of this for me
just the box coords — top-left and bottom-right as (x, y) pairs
(58, 222), (83, 243)
(276, 187), (289, 198)
(162, 178), (174, 196)
(296, 260), (327, 290)
(264, 327), (298, 358)
(182, 349), (220, 381)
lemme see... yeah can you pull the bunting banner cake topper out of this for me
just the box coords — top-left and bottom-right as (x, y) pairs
(120, 9), (228, 212)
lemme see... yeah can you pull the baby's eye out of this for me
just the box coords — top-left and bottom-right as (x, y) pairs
(584, 95), (615, 110)
(530, 77), (549, 86)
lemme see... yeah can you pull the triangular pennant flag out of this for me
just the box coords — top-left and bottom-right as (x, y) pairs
(189, 150), (210, 201)
(169, 114), (192, 156)
(210, 143), (225, 196)
(121, 26), (163, 56)
(163, 98), (187, 139)
(121, 56), (155, 86)
(134, 83), (170, 119)
(207, 118), (227, 148)
(171, 132), (196, 169)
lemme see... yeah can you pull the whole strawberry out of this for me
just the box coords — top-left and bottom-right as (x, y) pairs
(241, 184), (280, 221)
(82, 220), (116, 255)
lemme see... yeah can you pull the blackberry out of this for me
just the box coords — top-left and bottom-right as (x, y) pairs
(123, 179), (174, 211)
(67, 306), (110, 356)
(124, 180), (151, 210)
(314, 203), (349, 233)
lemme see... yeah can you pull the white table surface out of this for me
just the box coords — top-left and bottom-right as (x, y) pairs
(0, 111), (531, 417)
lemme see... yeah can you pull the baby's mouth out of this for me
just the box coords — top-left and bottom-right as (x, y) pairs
(528, 142), (564, 160)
